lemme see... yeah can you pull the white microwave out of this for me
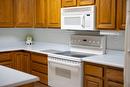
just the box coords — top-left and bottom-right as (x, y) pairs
(61, 6), (96, 30)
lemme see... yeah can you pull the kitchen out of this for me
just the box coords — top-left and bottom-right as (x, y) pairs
(0, 0), (129, 87)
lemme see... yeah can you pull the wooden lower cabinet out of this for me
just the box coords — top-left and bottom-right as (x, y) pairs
(84, 62), (124, 87)
(11, 51), (31, 73)
(0, 52), (13, 68)
(18, 83), (35, 87)
(31, 52), (48, 85)
(106, 81), (123, 87)
(84, 76), (103, 87)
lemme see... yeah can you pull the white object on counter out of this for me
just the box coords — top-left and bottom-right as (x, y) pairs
(0, 65), (39, 87)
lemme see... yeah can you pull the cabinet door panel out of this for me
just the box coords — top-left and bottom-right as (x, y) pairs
(96, 0), (116, 29)
(12, 52), (31, 73)
(107, 81), (123, 87)
(15, 0), (34, 27)
(106, 68), (123, 83)
(0, 0), (14, 27)
(77, 0), (95, 6)
(117, 0), (126, 30)
(47, 0), (61, 28)
(34, 0), (46, 28)
(62, 0), (77, 7)
(84, 76), (103, 87)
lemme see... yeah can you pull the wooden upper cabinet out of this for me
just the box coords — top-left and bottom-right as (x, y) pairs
(117, 0), (126, 30)
(34, 0), (46, 28)
(96, 0), (116, 29)
(47, 0), (61, 28)
(0, 0), (14, 27)
(62, 0), (77, 7)
(77, 0), (95, 6)
(14, 0), (34, 27)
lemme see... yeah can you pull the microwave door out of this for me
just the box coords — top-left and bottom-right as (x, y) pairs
(61, 15), (84, 30)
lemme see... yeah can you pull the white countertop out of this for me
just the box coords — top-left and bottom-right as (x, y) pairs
(0, 65), (39, 87)
(0, 42), (125, 68)
(82, 50), (124, 68)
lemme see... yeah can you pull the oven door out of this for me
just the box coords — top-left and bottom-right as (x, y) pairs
(61, 14), (85, 30)
(48, 57), (82, 87)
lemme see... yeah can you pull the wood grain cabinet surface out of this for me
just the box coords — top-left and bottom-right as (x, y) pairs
(0, 0), (14, 27)
(106, 81), (123, 87)
(14, 0), (34, 27)
(117, 0), (126, 30)
(31, 52), (48, 85)
(12, 52), (31, 73)
(47, 0), (61, 28)
(0, 52), (13, 68)
(34, 0), (46, 28)
(77, 0), (95, 6)
(84, 62), (124, 87)
(62, 0), (77, 7)
(96, 0), (116, 29)
(96, 0), (126, 30)
(84, 76), (103, 87)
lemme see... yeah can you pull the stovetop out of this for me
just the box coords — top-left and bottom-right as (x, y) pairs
(41, 50), (95, 58)
(55, 51), (95, 58)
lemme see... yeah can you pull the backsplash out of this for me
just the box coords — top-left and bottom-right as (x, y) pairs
(31, 28), (125, 51)
(0, 28), (125, 51)
(0, 28), (31, 47)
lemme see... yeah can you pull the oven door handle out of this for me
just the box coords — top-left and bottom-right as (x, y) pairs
(48, 60), (80, 72)
(48, 59), (81, 68)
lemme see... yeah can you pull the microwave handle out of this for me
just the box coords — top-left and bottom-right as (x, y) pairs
(81, 15), (85, 28)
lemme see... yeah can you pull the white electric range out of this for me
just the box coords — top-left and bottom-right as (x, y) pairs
(46, 35), (106, 87)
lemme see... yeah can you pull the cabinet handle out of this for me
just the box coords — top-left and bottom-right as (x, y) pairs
(81, 15), (85, 28)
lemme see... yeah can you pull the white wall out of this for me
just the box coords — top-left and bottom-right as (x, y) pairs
(0, 28), (31, 47)
(31, 28), (125, 51)
(0, 28), (125, 50)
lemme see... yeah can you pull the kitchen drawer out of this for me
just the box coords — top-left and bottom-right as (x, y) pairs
(84, 75), (103, 87)
(107, 81), (123, 87)
(31, 62), (48, 74)
(84, 64), (103, 78)
(106, 68), (123, 83)
(32, 71), (48, 85)
(0, 53), (11, 62)
(0, 61), (12, 68)
(31, 53), (48, 65)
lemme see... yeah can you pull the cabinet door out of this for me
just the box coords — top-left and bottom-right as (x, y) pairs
(106, 81), (123, 87)
(96, 0), (116, 29)
(14, 0), (34, 27)
(31, 53), (48, 85)
(117, 0), (126, 30)
(12, 52), (31, 73)
(0, 52), (13, 68)
(47, 0), (61, 28)
(34, 0), (46, 28)
(0, 0), (14, 27)
(77, 0), (95, 6)
(84, 76), (103, 87)
(62, 0), (77, 7)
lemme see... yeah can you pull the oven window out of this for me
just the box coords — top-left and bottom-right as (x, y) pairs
(55, 67), (71, 79)
(64, 17), (81, 25)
